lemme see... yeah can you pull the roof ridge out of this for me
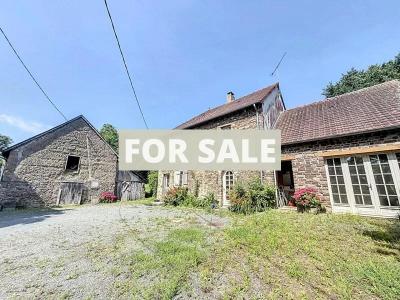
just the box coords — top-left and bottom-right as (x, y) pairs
(2, 115), (118, 157)
(283, 80), (400, 113)
(176, 82), (278, 129)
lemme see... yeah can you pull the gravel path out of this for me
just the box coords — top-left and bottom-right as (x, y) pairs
(0, 204), (227, 299)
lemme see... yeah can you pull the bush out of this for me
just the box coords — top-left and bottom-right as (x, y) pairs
(229, 178), (275, 214)
(99, 191), (117, 203)
(146, 171), (158, 197)
(164, 186), (218, 209)
(191, 192), (218, 209)
(293, 187), (323, 213)
(164, 187), (188, 206)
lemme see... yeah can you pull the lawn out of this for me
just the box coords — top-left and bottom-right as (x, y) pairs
(94, 208), (400, 299)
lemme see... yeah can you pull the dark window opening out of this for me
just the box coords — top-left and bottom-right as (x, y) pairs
(65, 155), (80, 171)
(220, 124), (231, 130)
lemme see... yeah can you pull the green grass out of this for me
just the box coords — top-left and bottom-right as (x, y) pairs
(200, 210), (400, 299)
(107, 226), (209, 299)
(86, 209), (400, 299)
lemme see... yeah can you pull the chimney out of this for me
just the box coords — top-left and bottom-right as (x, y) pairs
(226, 91), (235, 103)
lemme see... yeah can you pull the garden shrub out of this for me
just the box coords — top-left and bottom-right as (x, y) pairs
(99, 191), (117, 203)
(164, 187), (188, 206)
(293, 187), (324, 213)
(164, 187), (218, 209)
(193, 192), (218, 208)
(229, 178), (275, 214)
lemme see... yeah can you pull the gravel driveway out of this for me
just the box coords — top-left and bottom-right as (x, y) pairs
(0, 203), (226, 299)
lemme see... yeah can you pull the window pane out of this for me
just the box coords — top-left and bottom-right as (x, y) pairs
(357, 165), (366, 174)
(353, 185), (361, 194)
(379, 196), (389, 206)
(354, 195), (363, 204)
(361, 185), (370, 194)
(331, 185), (338, 193)
(383, 174), (394, 184)
(372, 164), (381, 174)
(389, 196), (399, 207)
(335, 167), (343, 175)
(337, 176), (344, 184)
(359, 175), (368, 184)
(387, 185), (397, 196)
(347, 157), (355, 165)
(381, 164), (391, 174)
(355, 157), (363, 165)
(377, 185), (386, 195)
(374, 175), (384, 184)
(339, 185), (346, 194)
(327, 159), (334, 166)
(328, 167), (335, 175)
(333, 194), (340, 203)
(341, 194), (348, 204)
(378, 154), (388, 163)
(351, 176), (359, 184)
(334, 158), (341, 165)
(370, 155), (378, 164)
(330, 176), (337, 184)
(364, 195), (372, 205)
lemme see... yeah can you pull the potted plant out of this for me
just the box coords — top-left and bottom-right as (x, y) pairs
(293, 187), (322, 213)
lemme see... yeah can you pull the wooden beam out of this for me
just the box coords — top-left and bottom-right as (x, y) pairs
(282, 154), (295, 161)
(319, 144), (400, 158)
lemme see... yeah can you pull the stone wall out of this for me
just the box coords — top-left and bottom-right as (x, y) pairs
(280, 129), (400, 208)
(0, 118), (118, 208)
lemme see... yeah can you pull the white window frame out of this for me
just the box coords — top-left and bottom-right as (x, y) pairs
(325, 152), (400, 217)
(174, 171), (188, 186)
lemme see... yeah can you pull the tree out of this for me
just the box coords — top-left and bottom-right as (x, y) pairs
(323, 53), (400, 98)
(0, 134), (12, 152)
(0, 134), (13, 167)
(146, 171), (158, 197)
(100, 124), (118, 152)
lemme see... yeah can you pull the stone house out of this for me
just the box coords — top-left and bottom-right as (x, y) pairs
(0, 115), (145, 208)
(157, 80), (400, 218)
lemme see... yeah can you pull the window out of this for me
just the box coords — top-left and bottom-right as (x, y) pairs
(369, 154), (399, 206)
(396, 153), (400, 169)
(220, 124), (231, 130)
(65, 155), (80, 172)
(174, 171), (188, 186)
(346, 156), (372, 205)
(327, 158), (348, 204)
(224, 171), (234, 201)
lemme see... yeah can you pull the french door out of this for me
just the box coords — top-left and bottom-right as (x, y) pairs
(326, 152), (400, 217)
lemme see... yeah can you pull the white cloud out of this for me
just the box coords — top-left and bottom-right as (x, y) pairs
(0, 114), (50, 134)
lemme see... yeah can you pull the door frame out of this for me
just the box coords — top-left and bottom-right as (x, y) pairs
(222, 171), (234, 207)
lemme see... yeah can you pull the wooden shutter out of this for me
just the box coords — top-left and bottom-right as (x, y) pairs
(174, 171), (180, 186)
(182, 171), (188, 185)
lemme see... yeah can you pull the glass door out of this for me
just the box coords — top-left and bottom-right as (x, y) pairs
(326, 152), (400, 217)
(368, 154), (400, 207)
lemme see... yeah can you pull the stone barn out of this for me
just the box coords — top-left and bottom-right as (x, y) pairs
(0, 115), (145, 208)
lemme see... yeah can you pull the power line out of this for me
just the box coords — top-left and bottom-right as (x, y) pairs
(0, 26), (68, 121)
(103, 0), (149, 129)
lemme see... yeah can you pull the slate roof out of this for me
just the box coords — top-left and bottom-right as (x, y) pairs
(176, 83), (278, 129)
(275, 80), (400, 145)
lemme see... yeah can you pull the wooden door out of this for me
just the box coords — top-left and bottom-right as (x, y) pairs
(58, 182), (84, 205)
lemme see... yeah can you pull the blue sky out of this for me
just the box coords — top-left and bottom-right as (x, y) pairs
(1, 0), (399, 144)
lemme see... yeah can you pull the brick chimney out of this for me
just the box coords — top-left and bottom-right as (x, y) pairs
(226, 91), (235, 103)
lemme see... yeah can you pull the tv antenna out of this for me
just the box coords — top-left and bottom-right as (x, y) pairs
(271, 52), (287, 76)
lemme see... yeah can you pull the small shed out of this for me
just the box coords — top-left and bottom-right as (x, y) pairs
(117, 171), (146, 200)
